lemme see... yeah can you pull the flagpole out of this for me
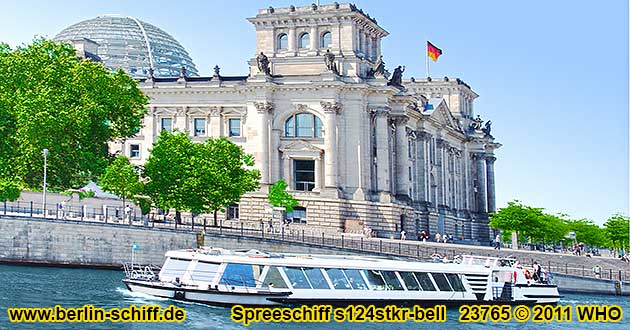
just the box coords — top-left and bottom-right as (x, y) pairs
(424, 41), (430, 80)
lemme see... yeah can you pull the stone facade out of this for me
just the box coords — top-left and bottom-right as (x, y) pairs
(113, 3), (500, 242)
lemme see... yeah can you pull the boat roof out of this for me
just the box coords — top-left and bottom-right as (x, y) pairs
(163, 248), (505, 275)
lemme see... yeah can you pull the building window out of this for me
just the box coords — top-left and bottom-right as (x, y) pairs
(277, 33), (288, 50)
(161, 118), (172, 132)
(130, 144), (140, 158)
(284, 113), (323, 138)
(286, 206), (307, 223)
(229, 118), (241, 137)
(294, 160), (315, 191)
(299, 33), (310, 49)
(321, 31), (332, 48)
(227, 203), (239, 220)
(194, 118), (206, 136)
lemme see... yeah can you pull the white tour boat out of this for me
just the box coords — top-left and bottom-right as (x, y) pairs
(122, 247), (560, 306)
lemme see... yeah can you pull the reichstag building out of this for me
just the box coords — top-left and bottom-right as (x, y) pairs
(58, 3), (500, 242)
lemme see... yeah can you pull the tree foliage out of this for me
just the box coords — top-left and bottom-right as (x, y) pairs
(268, 179), (299, 213)
(0, 38), (147, 190)
(0, 178), (21, 201)
(490, 200), (568, 244)
(99, 156), (143, 207)
(565, 218), (608, 247)
(143, 131), (260, 220)
(604, 214), (630, 248)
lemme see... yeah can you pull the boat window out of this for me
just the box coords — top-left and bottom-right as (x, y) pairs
(343, 269), (368, 290)
(159, 258), (191, 281)
(381, 271), (404, 290)
(263, 266), (288, 289)
(362, 270), (386, 290)
(431, 273), (453, 291)
(399, 272), (421, 291)
(284, 267), (311, 289)
(220, 263), (257, 287)
(414, 272), (437, 291)
(190, 261), (220, 283)
(446, 274), (466, 292)
(325, 269), (351, 290)
(303, 268), (330, 289)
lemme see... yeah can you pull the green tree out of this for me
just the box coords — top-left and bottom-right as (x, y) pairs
(99, 156), (143, 209)
(143, 131), (195, 223)
(604, 214), (630, 249)
(268, 179), (299, 213)
(0, 178), (21, 201)
(143, 131), (260, 225)
(0, 38), (147, 191)
(490, 200), (544, 240)
(565, 218), (608, 247)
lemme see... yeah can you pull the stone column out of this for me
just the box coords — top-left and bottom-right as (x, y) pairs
(208, 106), (221, 138)
(175, 106), (188, 132)
(314, 156), (322, 190)
(485, 155), (496, 213)
(270, 129), (281, 183)
(288, 27), (296, 55)
(436, 139), (446, 206)
(393, 116), (410, 199)
(416, 132), (429, 202)
(359, 30), (366, 56)
(474, 153), (487, 214)
(373, 107), (391, 201)
(309, 26), (318, 51)
(366, 33), (372, 61)
(255, 102), (273, 185)
(321, 101), (341, 189)
(282, 155), (291, 188)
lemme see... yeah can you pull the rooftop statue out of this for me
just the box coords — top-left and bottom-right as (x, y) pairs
(256, 52), (271, 76)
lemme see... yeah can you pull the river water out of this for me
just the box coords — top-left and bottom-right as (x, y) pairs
(0, 264), (627, 330)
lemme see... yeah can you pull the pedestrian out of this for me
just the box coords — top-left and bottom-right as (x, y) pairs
(124, 204), (131, 222)
(400, 230), (406, 240)
(533, 261), (542, 282)
(59, 201), (66, 219)
(494, 233), (501, 250)
(268, 218), (274, 233)
(435, 232), (442, 243)
(420, 230), (427, 242)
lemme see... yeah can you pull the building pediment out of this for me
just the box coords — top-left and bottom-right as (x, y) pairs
(423, 98), (462, 132)
(279, 140), (323, 154)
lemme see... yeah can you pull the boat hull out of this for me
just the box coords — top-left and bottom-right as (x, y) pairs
(123, 279), (286, 306)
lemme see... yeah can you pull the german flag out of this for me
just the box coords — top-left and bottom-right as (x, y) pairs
(427, 41), (442, 62)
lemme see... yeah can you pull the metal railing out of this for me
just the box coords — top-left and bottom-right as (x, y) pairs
(2, 200), (629, 283)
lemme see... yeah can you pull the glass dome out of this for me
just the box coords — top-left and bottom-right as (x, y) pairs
(54, 15), (198, 77)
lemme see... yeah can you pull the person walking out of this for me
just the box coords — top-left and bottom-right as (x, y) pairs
(494, 234), (501, 250)
(435, 232), (442, 243)
(400, 230), (406, 240)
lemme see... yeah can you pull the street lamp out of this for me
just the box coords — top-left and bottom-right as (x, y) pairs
(42, 148), (48, 215)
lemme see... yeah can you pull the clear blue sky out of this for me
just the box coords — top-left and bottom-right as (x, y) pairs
(2, 0), (628, 224)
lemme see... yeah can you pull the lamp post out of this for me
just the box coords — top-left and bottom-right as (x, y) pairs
(42, 148), (48, 215)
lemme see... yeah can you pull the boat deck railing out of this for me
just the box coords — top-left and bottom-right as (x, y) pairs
(123, 263), (160, 281)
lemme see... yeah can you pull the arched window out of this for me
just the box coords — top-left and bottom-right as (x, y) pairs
(284, 113), (323, 138)
(299, 33), (310, 49)
(321, 31), (332, 48)
(277, 33), (288, 50)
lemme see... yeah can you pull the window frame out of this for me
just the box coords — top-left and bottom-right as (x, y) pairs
(227, 203), (239, 220)
(228, 118), (241, 137)
(129, 144), (140, 159)
(299, 32), (310, 49)
(320, 31), (332, 48)
(161, 117), (173, 132)
(286, 206), (307, 223)
(277, 33), (288, 50)
(193, 118), (206, 136)
(284, 113), (323, 138)
(293, 160), (315, 191)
